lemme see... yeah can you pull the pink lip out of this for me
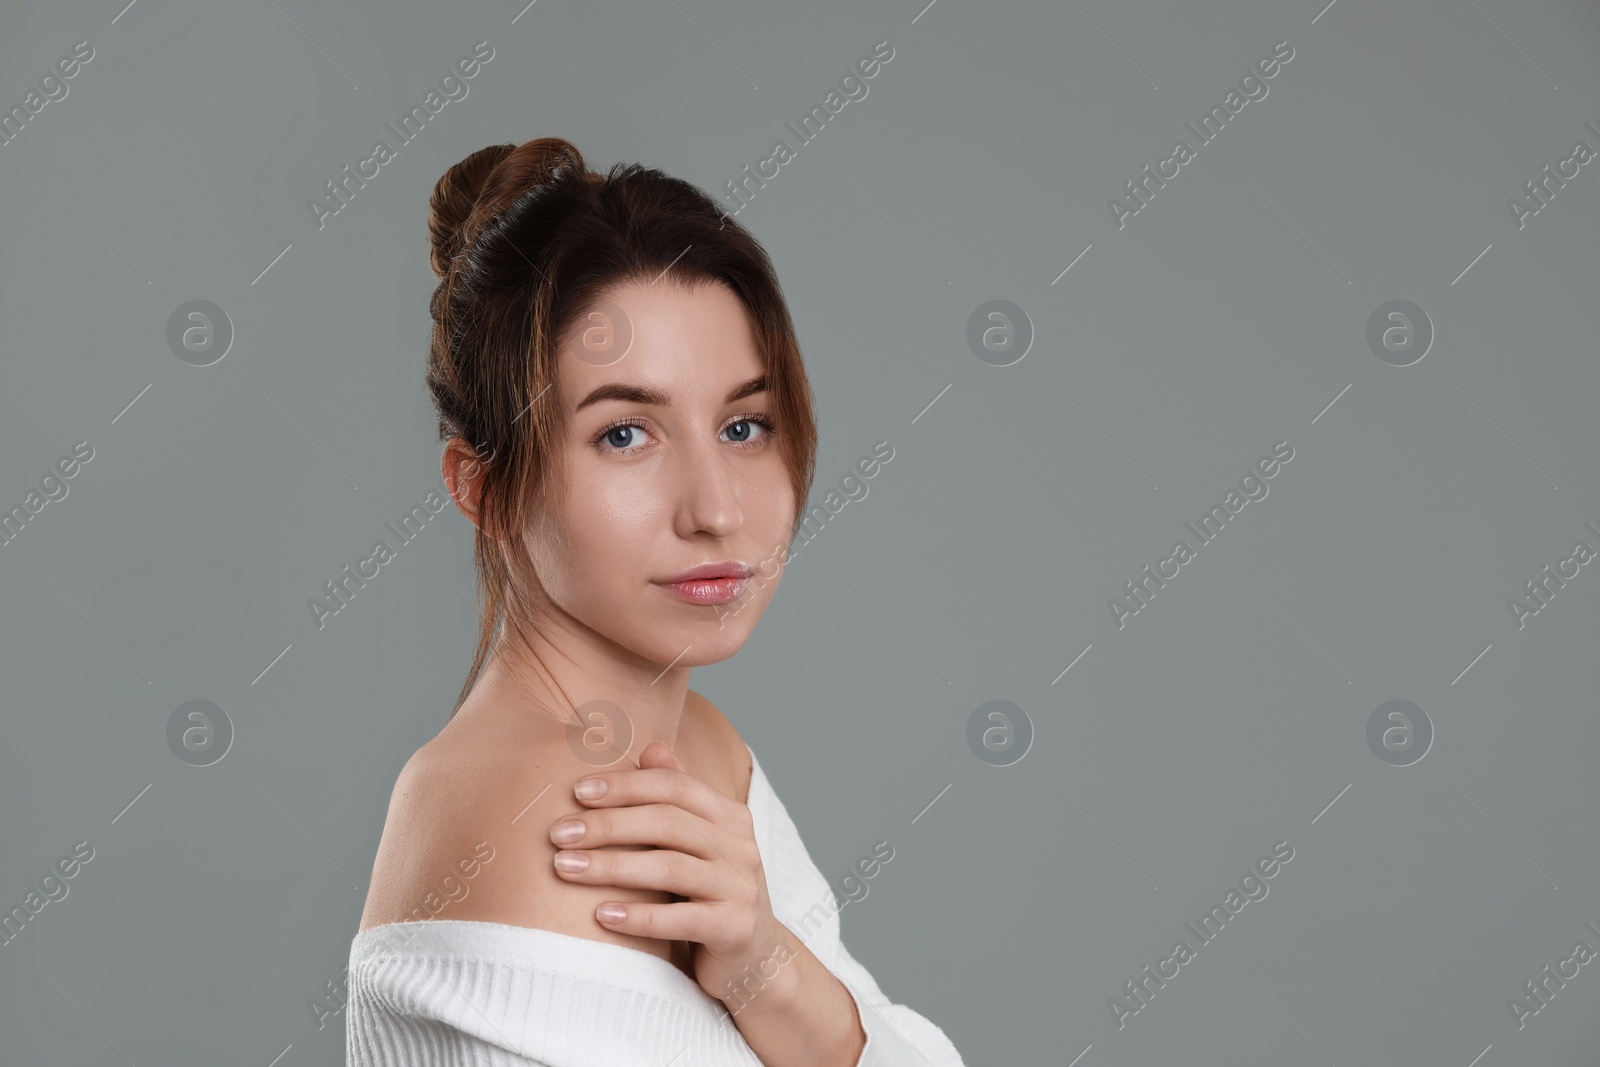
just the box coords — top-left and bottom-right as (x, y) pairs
(656, 561), (754, 606)
(660, 561), (754, 583)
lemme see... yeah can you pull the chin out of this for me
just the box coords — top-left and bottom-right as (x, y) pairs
(671, 620), (755, 664)
(632, 611), (758, 668)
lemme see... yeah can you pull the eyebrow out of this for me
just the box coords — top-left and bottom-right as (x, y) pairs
(573, 375), (767, 413)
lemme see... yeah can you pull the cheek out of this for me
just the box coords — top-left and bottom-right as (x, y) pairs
(747, 452), (794, 520)
(560, 477), (667, 591)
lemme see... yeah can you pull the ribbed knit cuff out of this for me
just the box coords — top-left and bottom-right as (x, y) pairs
(839, 979), (937, 1067)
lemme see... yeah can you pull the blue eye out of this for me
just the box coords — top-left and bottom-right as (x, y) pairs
(722, 419), (763, 444)
(591, 413), (776, 454)
(605, 425), (642, 449)
(591, 420), (654, 454)
(721, 413), (777, 447)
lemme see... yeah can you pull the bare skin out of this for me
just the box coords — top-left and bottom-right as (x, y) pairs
(356, 279), (868, 1065)
(357, 679), (749, 982)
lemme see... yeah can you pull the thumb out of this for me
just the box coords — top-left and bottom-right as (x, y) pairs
(639, 739), (683, 771)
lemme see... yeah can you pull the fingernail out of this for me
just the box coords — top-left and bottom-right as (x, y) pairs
(597, 904), (626, 923)
(550, 820), (585, 845)
(575, 777), (606, 800)
(553, 851), (588, 873)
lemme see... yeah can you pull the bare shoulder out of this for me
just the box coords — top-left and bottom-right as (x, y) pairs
(356, 720), (677, 961)
(685, 689), (752, 806)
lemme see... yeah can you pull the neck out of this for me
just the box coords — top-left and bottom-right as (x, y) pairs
(456, 620), (692, 758)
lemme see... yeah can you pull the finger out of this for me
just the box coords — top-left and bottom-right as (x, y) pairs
(595, 898), (733, 945)
(573, 763), (742, 826)
(637, 739), (682, 772)
(554, 845), (730, 900)
(550, 802), (733, 862)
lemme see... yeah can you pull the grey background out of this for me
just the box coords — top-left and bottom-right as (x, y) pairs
(2, 0), (1598, 1063)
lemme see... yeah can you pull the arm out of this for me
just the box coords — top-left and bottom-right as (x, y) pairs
(723, 918), (967, 1067)
(826, 932), (968, 1067)
(541, 740), (967, 1066)
(714, 921), (866, 1067)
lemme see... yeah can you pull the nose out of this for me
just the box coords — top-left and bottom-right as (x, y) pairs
(674, 430), (744, 539)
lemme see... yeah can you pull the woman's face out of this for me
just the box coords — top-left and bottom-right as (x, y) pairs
(522, 278), (797, 668)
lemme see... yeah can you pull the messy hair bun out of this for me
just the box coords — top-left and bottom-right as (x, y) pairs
(421, 136), (819, 718)
(426, 138), (592, 282)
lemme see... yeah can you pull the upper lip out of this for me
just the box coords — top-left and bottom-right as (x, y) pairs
(659, 561), (754, 583)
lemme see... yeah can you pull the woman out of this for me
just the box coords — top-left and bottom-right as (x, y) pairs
(344, 137), (965, 1067)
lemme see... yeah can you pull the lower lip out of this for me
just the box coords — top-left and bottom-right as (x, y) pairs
(659, 576), (751, 605)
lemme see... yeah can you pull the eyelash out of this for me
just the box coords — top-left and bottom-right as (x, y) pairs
(590, 411), (778, 454)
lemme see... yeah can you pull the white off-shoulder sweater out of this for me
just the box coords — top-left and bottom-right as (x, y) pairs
(345, 743), (966, 1066)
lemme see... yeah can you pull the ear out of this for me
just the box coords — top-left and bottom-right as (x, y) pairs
(442, 437), (491, 531)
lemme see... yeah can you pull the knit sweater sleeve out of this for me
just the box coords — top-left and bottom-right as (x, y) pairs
(824, 921), (967, 1067)
(748, 748), (965, 1067)
(344, 922), (771, 1066)
(343, 934), (968, 1067)
(345, 961), (552, 1067)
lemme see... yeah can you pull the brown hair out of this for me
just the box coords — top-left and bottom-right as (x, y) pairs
(425, 136), (818, 718)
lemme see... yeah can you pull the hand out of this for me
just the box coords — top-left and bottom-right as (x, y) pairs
(548, 740), (791, 1006)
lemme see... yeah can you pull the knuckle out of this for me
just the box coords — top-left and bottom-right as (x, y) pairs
(663, 850), (686, 883)
(672, 844), (697, 883)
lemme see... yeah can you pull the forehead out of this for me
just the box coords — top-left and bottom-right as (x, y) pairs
(558, 278), (762, 402)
